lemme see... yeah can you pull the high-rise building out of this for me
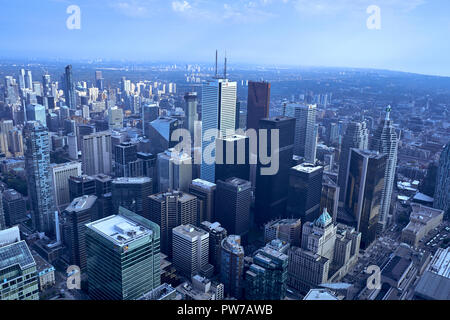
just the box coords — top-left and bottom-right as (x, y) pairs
(343, 149), (386, 249)
(338, 121), (369, 203)
(64, 65), (77, 110)
(2, 189), (27, 226)
(255, 116), (296, 225)
(264, 218), (302, 247)
(146, 117), (180, 155)
(286, 163), (324, 223)
(86, 207), (161, 300)
(285, 103), (317, 163)
(184, 92), (198, 139)
(62, 195), (97, 270)
(113, 142), (138, 177)
(201, 78), (237, 183)
(148, 190), (197, 256)
(108, 106), (123, 130)
(0, 195), (5, 230)
(215, 134), (250, 182)
(370, 106), (398, 232)
(69, 175), (96, 201)
(434, 142), (450, 218)
(220, 235), (245, 299)
(172, 224), (209, 278)
(42, 73), (52, 97)
(81, 131), (112, 175)
(0, 233), (39, 300)
(244, 240), (289, 300)
(321, 174), (340, 223)
(199, 221), (228, 271)
(26, 103), (46, 126)
(24, 121), (55, 234)
(189, 179), (217, 224)
(111, 177), (153, 219)
(95, 70), (104, 91)
(246, 81), (270, 131)
(51, 161), (82, 209)
(156, 148), (192, 193)
(215, 178), (251, 240)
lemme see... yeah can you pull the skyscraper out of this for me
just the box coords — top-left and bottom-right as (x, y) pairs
(24, 121), (55, 234)
(64, 65), (77, 110)
(344, 149), (386, 249)
(255, 116), (296, 225)
(184, 92), (198, 139)
(286, 163), (324, 223)
(215, 134), (250, 182)
(220, 235), (245, 299)
(146, 117), (180, 155)
(172, 224), (209, 278)
(370, 106), (398, 232)
(200, 221), (227, 271)
(215, 178), (251, 240)
(189, 179), (217, 224)
(285, 103), (318, 163)
(51, 161), (82, 209)
(156, 148), (192, 193)
(148, 190), (197, 256)
(2, 189), (27, 226)
(25, 103), (46, 126)
(62, 195), (97, 270)
(338, 120), (369, 204)
(246, 81), (270, 131)
(81, 131), (112, 175)
(434, 142), (450, 218)
(108, 106), (124, 130)
(113, 142), (138, 177)
(201, 77), (237, 183)
(111, 177), (153, 219)
(86, 207), (160, 300)
(95, 70), (104, 91)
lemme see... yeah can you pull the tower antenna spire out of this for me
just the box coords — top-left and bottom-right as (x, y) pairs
(224, 51), (227, 79)
(215, 50), (218, 78)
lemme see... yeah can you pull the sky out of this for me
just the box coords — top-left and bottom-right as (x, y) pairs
(0, 0), (449, 76)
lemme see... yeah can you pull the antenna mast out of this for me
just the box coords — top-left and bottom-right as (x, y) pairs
(224, 51), (227, 79)
(215, 50), (218, 78)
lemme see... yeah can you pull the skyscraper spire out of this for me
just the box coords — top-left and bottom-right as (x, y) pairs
(385, 105), (392, 121)
(215, 50), (218, 78)
(224, 51), (227, 79)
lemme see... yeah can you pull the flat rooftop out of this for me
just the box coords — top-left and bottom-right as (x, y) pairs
(191, 179), (216, 189)
(173, 224), (208, 241)
(86, 214), (152, 247)
(112, 177), (152, 184)
(65, 195), (97, 212)
(292, 163), (323, 173)
(428, 248), (450, 278)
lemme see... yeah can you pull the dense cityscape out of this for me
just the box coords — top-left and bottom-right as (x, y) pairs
(0, 1), (449, 309)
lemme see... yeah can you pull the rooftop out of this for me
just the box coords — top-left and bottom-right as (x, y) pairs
(303, 289), (339, 300)
(0, 241), (35, 271)
(112, 177), (152, 184)
(292, 162), (323, 174)
(86, 214), (152, 247)
(65, 195), (97, 213)
(173, 224), (208, 241)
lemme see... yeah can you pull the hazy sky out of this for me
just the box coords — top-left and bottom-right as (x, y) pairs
(1, 0), (449, 76)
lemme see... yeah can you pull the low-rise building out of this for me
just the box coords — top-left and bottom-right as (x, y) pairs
(401, 204), (443, 248)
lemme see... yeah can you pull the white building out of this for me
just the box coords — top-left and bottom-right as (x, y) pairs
(51, 161), (82, 209)
(81, 131), (112, 175)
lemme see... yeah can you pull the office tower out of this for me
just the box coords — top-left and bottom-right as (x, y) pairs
(255, 116), (296, 225)
(344, 149), (386, 249)
(51, 161), (82, 209)
(42, 73), (51, 97)
(24, 122), (55, 234)
(142, 103), (159, 133)
(321, 174), (340, 223)
(338, 121), (369, 203)
(0, 236), (39, 300)
(26, 103), (46, 126)
(76, 123), (95, 150)
(172, 224), (209, 278)
(264, 218), (302, 247)
(25, 70), (33, 90)
(286, 163), (324, 223)
(200, 221), (228, 271)
(108, 106), (123, 130)
(67, 133), (78, 160)
(7, 128), (23, 157)
(148, 191), (197, 256)
(285, 103), (317, 163)
(215, 178), (251, 239)
(18, 68), (26, 90)
(86, 207), (161, 300)
(434, 142), (450, 218)
(215, 134), (250, 182)
(146, 117), (180, 155)
(69, 175), (96, 201)
(95, 70), (104, 91)
(81, 131), (112, 175)
(184, 92), (198, 139)
(62, 195), (97, 270)
(111, 177), (152, 219)
(220, 235), (245, 299)
(201, 77), (237, 183)
(64, 65), (77, 110)
(0, 120), (13, 135)
(4, 76), (18, 104)
(2, 189), (27, 226)
(0, 196), (4, 230)
(246, 81), (270, 131)
(370, 107), (398, 232)
(244, 241), (289, 300)
(113, 142), (137, 177)
(156, 148), (192, 193)
(189, 179), (217, 224)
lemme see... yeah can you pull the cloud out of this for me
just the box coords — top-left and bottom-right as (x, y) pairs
(172, 1), (192, 12)
(111, 0), (152, 18)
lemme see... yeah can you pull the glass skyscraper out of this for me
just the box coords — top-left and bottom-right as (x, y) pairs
(85, 207), (161, 300)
